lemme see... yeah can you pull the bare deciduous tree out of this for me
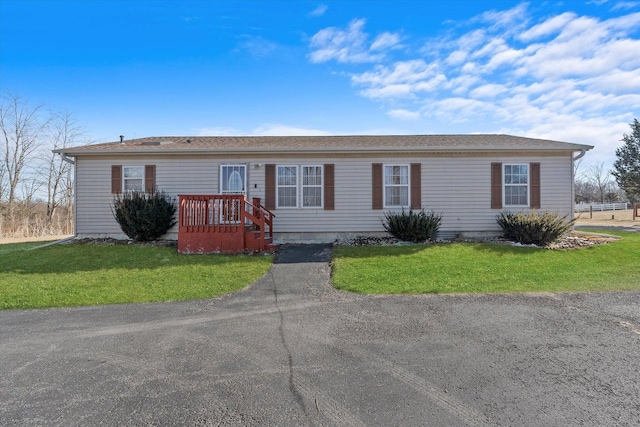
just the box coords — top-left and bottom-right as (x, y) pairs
(0, 93), (83, 237)
(0, 93), (47, 205)
(0, 161), (6, 201)
(40, 111), (83, 230)
(587, 162), (612, 204)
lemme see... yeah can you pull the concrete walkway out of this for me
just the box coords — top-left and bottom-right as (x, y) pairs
(2, 244), (640, 426)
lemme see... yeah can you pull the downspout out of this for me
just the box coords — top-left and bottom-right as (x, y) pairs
(571, 149), (587, 223)
(573, 148), (587, 161)
(58, 152), (76, 237)
(59, 152), (75, 165)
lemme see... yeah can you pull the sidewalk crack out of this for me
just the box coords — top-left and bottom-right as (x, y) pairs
(270, 270), (309, 418)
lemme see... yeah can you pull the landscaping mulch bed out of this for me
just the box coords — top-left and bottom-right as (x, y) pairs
(335, 233), (618, 250)
(70, 233), (618, 251)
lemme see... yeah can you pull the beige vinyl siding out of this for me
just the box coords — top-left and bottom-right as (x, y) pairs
(423, 155), (573, 235)
(74, 153), (574, 239)
(76, 157), (223, 238)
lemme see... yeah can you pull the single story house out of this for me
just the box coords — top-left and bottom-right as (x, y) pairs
(56, 134), (592, 252)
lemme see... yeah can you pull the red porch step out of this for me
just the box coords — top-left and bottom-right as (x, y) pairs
(177, 195), (275, 254)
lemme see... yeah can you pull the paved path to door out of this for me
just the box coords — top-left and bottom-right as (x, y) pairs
(2, 244), (640, 426)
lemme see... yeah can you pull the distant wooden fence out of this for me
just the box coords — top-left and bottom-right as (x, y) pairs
(574, 202), (628, 213)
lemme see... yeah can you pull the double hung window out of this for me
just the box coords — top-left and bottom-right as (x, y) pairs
(277, 165), (323, 208)
(504, 164), (529, 206)
(277, 166), (298, 207)
(302, 166), (322, 208)
(384, 165), (409, 207)
(123, 166), (144, 192)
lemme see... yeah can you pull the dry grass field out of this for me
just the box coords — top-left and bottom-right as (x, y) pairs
(575, 208), (638, 227)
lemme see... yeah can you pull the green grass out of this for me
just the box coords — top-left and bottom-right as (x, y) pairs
(0, 243), (272, 309)
(332, 231), (640, 294)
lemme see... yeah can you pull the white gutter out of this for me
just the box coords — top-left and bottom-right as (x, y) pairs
(59, 152), (75, 164)
(573, 148), (587, 161)
(56, 145), (595, 157)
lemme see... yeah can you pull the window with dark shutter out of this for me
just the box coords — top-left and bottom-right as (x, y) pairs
(410, 163), (421, 209)
(111, 165), (122, 194)
(491, 163), (502, 209)
(324, 164), (335, 210)
(372, 163), (383, 209)
(530, 162), (541, 209)
(145, 165), (156, 193)
(265, 164), (276, 210)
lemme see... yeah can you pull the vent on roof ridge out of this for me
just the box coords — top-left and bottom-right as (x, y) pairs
(141, 140), (174, 146)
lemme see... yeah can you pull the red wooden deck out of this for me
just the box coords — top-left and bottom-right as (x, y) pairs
(178, 195), (275, 254)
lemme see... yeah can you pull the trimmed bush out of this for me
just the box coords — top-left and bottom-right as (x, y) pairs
(496, 210), (575, 246)
(112, 190), (177, 241)
(383, 209), (442, 242)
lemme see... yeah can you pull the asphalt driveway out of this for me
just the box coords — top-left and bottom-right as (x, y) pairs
(1, 244), (640, 426)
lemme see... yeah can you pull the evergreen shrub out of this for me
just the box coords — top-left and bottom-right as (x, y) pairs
(496, 210), (575, 246)
(112, 190), (177, 241)
(383, 209), (442, 242)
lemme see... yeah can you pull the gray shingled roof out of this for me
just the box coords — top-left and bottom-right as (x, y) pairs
(56, 134), (593, 155)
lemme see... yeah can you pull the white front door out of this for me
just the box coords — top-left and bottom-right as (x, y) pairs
(219, 165), (246, 223)
(220, 165), (246, 195)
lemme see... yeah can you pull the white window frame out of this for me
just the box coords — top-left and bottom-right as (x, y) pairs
(219, 164), (247, 195)
(503, 163), (529, 207)
(383, 164), (410, 208)
(276, 165), (299, 209)
(301, 165), (323, 209)
(275, 165), (324, 209)
(123, 165), (144, 192)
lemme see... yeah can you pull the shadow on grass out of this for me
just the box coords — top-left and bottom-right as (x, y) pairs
(469, 242), (540, 255)
(333, 241), (541, 260)
(332, 244), (430, 259)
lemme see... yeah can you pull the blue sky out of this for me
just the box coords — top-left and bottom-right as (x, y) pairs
(1, 0), (639, 171)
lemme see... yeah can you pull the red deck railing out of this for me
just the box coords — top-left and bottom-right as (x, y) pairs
(178, 194), (274, 253)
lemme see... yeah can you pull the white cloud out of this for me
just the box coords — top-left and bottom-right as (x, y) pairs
(370, 32), (402, 51)
(446, 50), (467, 65)
(237, 35), (279, 59)
(308, 19), (379, 63)
(352, 60), (439, 86)
(309, 4), (328, 17)
(351, 60), (446, 99)
(519, 12), (576, 41)
(476, 3), (529, 34)
(308, 19), (401, 63)
(387, 109), (421, 120)
(610, 2), (640, 11)
(586, 68), (640, 92)
(360, 84), (415, 99)
(308, 4), (640, 169)
(469, 84), (508, 99)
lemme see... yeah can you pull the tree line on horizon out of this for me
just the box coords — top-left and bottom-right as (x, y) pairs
(575, 119), (640, 206)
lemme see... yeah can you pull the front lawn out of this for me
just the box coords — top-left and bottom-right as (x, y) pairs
(332, 231), (640, 294)
(0, 243), (272, 309)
